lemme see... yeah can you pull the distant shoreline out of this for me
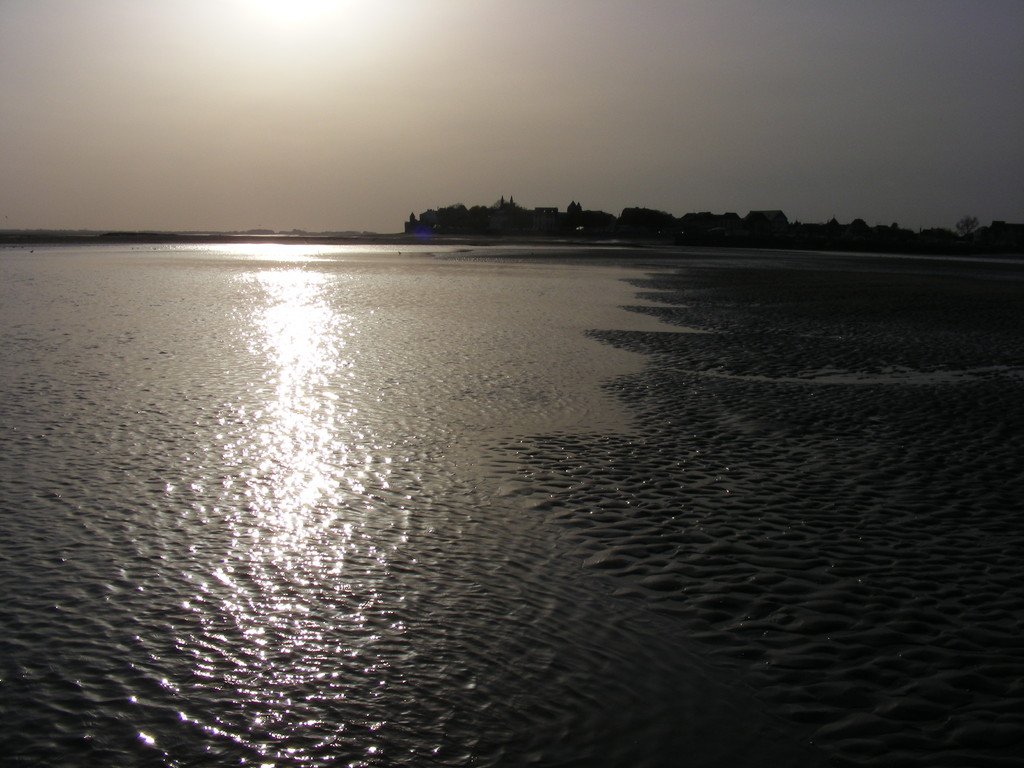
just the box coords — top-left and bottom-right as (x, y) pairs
(0, 231), (418, 247)
(0, 230), (697, 253)
(1, 230), (1021, 258)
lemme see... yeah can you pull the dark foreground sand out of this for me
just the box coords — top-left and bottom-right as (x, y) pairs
(496, 249), (1024, 767)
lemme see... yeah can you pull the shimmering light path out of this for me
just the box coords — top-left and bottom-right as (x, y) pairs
(180, 266), (409, 761)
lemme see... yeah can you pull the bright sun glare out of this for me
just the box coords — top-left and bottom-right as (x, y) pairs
(226, 0), (398, 55)
(247, 0), (340, 26)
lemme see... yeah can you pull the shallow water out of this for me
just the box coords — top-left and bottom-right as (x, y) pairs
(0, 244), (823, 767)
(5, 243), (1022, 767)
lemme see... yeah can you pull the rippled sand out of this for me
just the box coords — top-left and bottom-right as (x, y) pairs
(1, 245), (831, 767)
(496, 252), (1024, 767)
(3, 245), (1021, 767)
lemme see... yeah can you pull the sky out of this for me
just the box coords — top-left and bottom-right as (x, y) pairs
(1, 0), (1022, 234)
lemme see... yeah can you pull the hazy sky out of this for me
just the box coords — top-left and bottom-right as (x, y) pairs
(2, 0), (1022, 233)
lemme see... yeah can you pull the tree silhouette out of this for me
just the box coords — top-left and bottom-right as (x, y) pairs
(618, 207), (677, 233)
(955, 215), (979, 237)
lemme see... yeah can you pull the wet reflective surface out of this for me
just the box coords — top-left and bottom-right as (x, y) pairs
(0, 245), (820, 767)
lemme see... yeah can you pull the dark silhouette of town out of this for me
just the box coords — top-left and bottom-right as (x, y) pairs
(3, 198), (1020, 254)
(405, 196), (1024, 254)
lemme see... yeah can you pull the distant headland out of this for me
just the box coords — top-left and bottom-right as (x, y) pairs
(3, 199), (1021, 254)
(0, 229), (389, 247)
(405, 196), (1024, 255)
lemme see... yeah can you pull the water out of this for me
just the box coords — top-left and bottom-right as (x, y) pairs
(0, 244), (818, 767)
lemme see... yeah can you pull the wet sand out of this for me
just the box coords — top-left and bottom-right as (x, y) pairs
(497, 249), (1024, 767)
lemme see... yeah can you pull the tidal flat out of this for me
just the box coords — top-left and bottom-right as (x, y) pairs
(493, 247), (1024, 767)
(1, 242), (1022, 767)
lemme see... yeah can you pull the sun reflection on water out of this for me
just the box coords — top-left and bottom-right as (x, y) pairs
(185, 267), (409, 761)
(241, 270), (356, 521)
(208, 242), (334, 262)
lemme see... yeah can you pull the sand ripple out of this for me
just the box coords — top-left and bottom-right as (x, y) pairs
(497, 259), (1024, 767)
